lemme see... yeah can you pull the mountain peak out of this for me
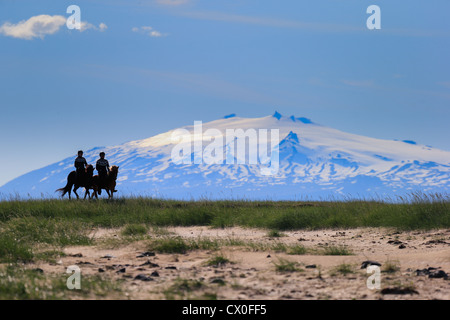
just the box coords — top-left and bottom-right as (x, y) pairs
(284, 131), (299, 143)
(272, 111), (282, 120)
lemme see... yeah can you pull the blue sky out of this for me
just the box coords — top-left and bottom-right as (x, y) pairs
(0, 0), (449, 186)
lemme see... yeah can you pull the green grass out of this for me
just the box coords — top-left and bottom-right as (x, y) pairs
(3, 217), (92, 247)
(147, 237), (222, 254)
(332, 263), (355, 276)
(0, 192), (447, 264)
(267, 230), (286, 238)
(0, 192), (447, 231)
(0, 265), (123, 300)
(273, 258), (303, 273)
(382, 260), (401, 273)
(0, 233), (34, 263)
(34, 250), (66, 264)
(164, 278), (205, 300)
(205, 255), (232, 267)
(148, 237), (190, 254)
(286, 244), (308, 255)
(121, 224), (148, 237)
(322, 246), (353, 256)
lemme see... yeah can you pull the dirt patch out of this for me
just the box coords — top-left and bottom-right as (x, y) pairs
(27, 227), (450, 300)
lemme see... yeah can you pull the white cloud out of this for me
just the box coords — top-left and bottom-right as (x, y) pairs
(0, 14), (107, 40)
(80, 21), (108, 32)
(132, 26), (167, 37)
(0, 15), (66, 40)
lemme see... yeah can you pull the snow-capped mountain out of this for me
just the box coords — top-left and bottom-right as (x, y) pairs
(1, 112), (449, 200)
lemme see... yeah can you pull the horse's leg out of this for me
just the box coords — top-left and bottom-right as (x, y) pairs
(84, 188), (89, 200)
(73, 186), (80, 199)
(106, 189), (111, 199)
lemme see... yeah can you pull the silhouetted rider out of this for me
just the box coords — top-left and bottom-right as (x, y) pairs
(96, 152), (110, 189)
(74, 150), (87, 179)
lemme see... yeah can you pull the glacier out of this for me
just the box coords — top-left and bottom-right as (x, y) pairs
(1, 112), (449, 200)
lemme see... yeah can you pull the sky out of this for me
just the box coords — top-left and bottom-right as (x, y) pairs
(0, 0), (449, 186)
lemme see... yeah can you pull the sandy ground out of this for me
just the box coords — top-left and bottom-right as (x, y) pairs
(33, 227), (450, 300)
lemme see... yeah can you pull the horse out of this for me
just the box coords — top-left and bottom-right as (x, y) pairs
(91, 165), (119, 199)
(56, 165), (95, 200)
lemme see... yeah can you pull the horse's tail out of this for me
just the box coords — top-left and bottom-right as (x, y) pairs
(56, 172), (75, 197)
(56, 184), (70, 197)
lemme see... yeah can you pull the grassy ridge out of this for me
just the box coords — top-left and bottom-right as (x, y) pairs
(0, 193), (448, 263)
(0, 193), (448, 230)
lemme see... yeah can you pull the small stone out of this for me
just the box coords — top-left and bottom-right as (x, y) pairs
(101, 254), (115, 259)
(98, 268), (105, 273)
(387, 240), (403, 245)
(32, 268), (44, 274)
(150, 271), (159, 277)
(305, 265), (317, 269)
(165, 266), (177, 270)
(210, 278), (226, 285)
(140, 260), (159, 268)
(361, 261), (382, 269)
(136, 252), (155, 258)
(429, 270), (448, 279)
(134, 274), (153, 282)
(399, 244), (406, 249)
(116, 268), (126, 274)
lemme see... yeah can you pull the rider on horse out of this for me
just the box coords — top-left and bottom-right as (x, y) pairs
(96, 152), (110, 194)
(74, 150), (87, 180)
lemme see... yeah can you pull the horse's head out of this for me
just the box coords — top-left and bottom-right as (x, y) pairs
(86, 164), (94, 175)
(110, 165), (119, 173)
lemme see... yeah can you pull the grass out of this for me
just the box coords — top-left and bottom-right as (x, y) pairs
(34, 250), (66, 264)
(286, 244), (308, 255)
(1, 193), (445, 299)
(0, 265), (124, 299)
(332, 263), (355, 276)
(267, 230), (286, 238)
(163, 278), (206, 300)
(205, 255), (232, 267)
(382, 260), (401, 273)
(147, 237), (222, 254)
(273, 258), (303, 273)
(0, 192), (447, 231)
(322, 246), (353, 256)
(148, 237), (190, 254)
(121, 224), (148, 237)
(0, 233), (34, 263)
